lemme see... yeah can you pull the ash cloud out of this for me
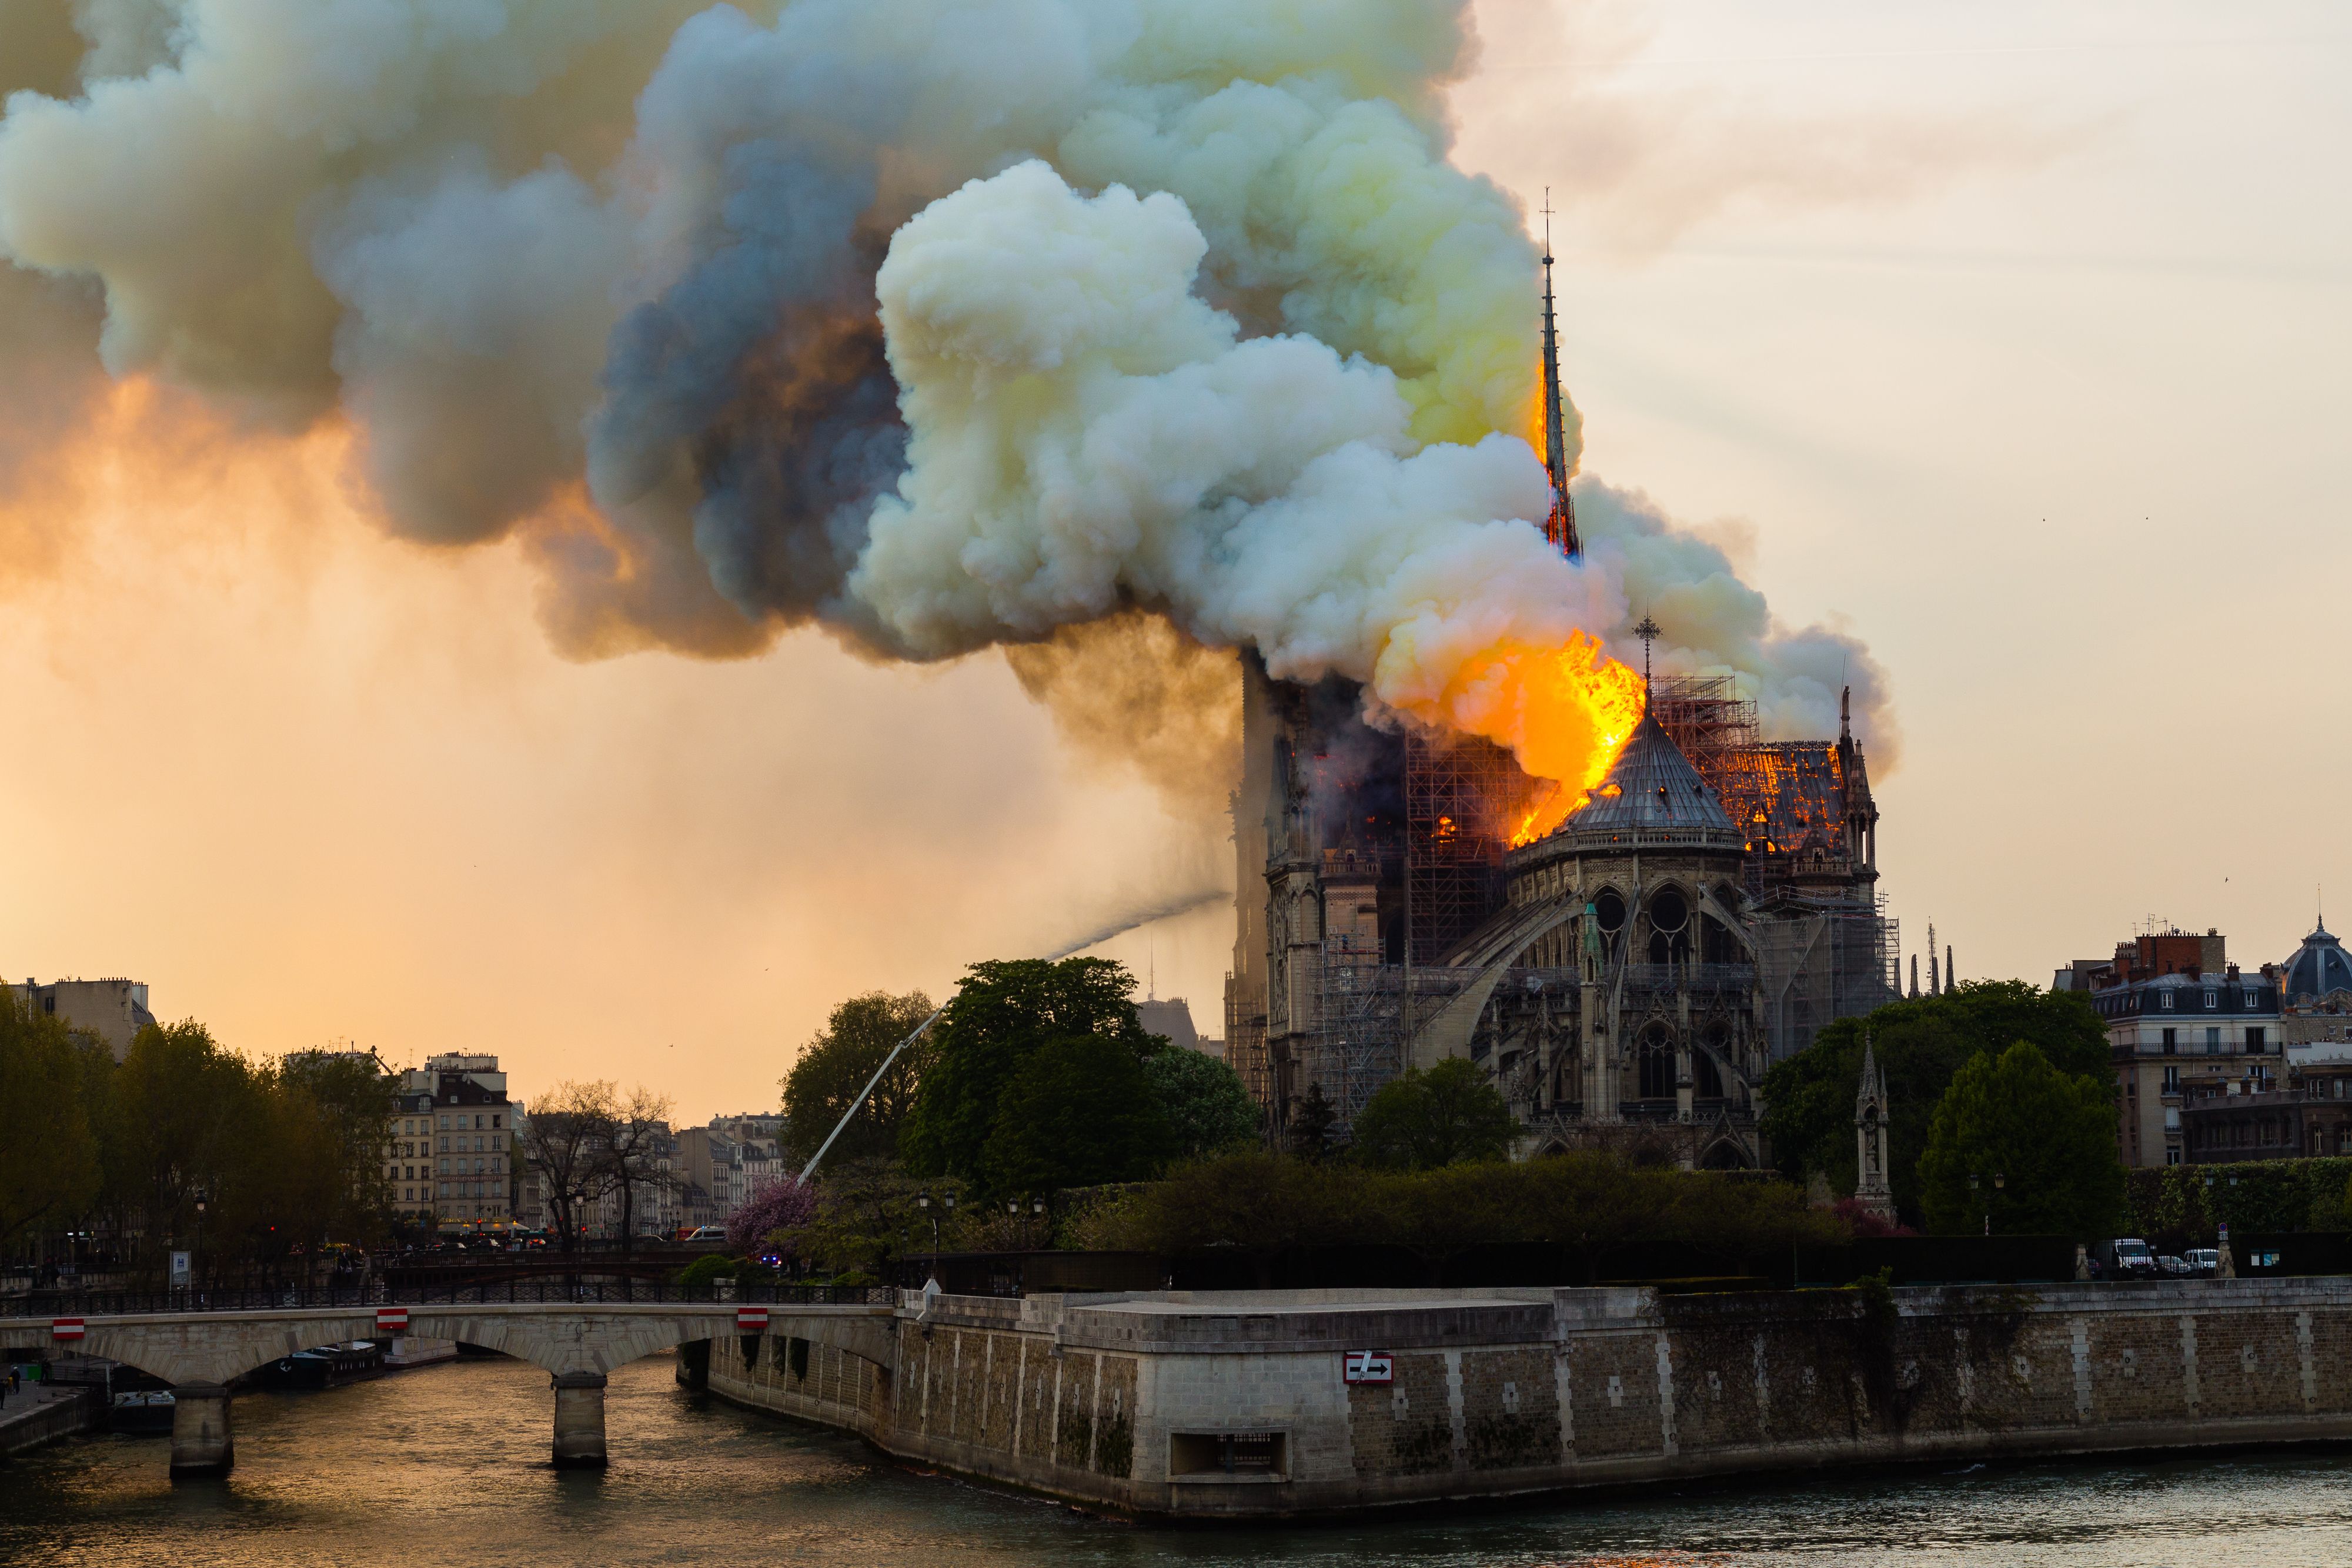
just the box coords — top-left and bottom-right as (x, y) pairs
(0, 0), (1895, 793)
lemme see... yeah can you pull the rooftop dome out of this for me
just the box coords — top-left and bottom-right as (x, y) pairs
(1549, 705), (1741, 848)
(2282, 921), (2352, 1002)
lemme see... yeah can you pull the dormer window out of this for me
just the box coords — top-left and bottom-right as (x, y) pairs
(2243, 990), (2259, 1008)
(2203, 990), (2217, 1009)
(2160, 992), (2175, 1010)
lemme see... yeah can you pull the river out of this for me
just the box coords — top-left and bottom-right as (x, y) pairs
(5, 1352), (2352, 1566)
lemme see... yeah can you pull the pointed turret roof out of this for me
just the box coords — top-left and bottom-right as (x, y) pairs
(1557, 704), (1742, 844)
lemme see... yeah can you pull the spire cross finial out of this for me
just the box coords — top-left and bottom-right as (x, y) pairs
(1631, 614), (1661, 688)
(1541, 185), (1555, 260)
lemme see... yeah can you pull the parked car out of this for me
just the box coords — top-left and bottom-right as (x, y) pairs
(2103, 1237), (2160, 1278)
(2156, 1254), (2193, 1276)
(2185, 1248), (2222, 1277)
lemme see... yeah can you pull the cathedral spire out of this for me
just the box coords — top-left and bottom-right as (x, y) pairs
(1538, 189), (1579, 561)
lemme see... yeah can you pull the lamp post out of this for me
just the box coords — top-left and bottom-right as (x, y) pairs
(916, 1191), (956, 1284)
(1969, 1172), (2004, 1237)
(193, 1185), (209, 1296)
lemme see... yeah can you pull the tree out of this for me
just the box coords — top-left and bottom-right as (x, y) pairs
(1760, 981), (2109, 1219)
(276, 1049), (399, 1255)
(600, 1086), (676, 1253)
(1142, 1047), (1259, 1159)
(517, 1081), (617, 1253)
(981, 1034), (1172, 1193)
(0, 990), (101, 1250)
(1288, 1083), (1337, 1161)
(1916, 1040), (2125, 1236)
(105, 1020), (269, 1281)
(1349, 1059), (1517, 1170)
(787, 1158), (945, 1282)
(728, 1176), (819, 1258)
(901, 958), (1156, 1186)
(780, 991), (935, 1167)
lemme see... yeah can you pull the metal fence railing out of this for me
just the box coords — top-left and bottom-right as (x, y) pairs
(3, 1280), (894, 1318)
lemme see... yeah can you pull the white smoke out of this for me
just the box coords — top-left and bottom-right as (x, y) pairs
(0, 0), (1892, 775)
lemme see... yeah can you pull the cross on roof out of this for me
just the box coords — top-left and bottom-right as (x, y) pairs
(1631, 614), (1662, 687)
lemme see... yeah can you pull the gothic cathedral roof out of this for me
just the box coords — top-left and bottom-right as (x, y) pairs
(1560, 706), (1741, 844)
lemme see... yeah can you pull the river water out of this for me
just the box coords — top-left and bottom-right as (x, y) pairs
(5, 1352), (2352, 1567)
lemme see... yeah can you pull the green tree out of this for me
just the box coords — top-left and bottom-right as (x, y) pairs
(1288, 1083), (1337, 1161)
(276, 1049), (400, 1253)
(103, 1020), (269, 1280)
(1760, 980), (2109, 1219)
(982, 1033), (1172, 1192)
(0, 989), (101, 1249)
(787, 1158), (950, 1282)
(1916, 1040), (2125, 1235)
(901, 958), (1155, 1185)
(1349, 1059), (1517, 1170)
(780, 991), (936, 1168)
(1142, 1047), (1259, 1159)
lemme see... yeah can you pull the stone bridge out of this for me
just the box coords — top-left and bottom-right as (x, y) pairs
(0, 1302), (898, 1476)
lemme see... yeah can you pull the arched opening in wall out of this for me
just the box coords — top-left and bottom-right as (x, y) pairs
(1692, 1047), (1725, 1099)
(1647, 886), (1690, 964)
(1698, 1139), (1751, 1171)
(1636, 1025), (1676, 1100)
(1593, 888), (1626, 957)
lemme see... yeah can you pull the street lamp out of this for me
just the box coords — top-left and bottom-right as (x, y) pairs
(192, 1186), (209, 1296)
(1968, 1173), (2004, 1237)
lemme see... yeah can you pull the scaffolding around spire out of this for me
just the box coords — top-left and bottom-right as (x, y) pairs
(1538, 189), (1579, 560)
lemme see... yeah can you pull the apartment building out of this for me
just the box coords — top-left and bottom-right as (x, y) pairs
(387, 1054), (520, 1231)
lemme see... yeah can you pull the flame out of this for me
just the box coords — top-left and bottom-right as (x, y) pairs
(1394, 629), (1646, 848)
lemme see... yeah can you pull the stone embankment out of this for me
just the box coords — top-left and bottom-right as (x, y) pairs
(0, 1384), (101, 1460)
(705, 1279), (2352, 1519)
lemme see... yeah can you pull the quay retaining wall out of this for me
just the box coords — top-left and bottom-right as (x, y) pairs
(705, 1280), (2352, 1519)
(0, 1386), (101, 1460)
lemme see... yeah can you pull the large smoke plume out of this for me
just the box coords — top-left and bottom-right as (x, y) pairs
(0, 0), (1891, 810)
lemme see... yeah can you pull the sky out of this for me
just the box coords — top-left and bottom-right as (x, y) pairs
(2, 1), (2346, 1119)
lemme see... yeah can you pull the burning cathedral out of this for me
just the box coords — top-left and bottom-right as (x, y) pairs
(1222, 249), (1898, 1170)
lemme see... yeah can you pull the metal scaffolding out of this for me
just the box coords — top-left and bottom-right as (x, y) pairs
(1754, 896), (1902, 1059)
(1403, 730), (1537, 965)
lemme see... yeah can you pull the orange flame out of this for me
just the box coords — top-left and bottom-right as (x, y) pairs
(1418, 630), (1645, 848)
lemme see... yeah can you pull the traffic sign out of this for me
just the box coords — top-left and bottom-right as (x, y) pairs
(51, 1318), (85, 1342)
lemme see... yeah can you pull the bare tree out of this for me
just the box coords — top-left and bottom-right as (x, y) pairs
(601, 1086), (676, 1255)
(517, 1081), (617, 1255)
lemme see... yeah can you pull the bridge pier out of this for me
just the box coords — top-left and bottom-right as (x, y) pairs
(551, 1371), (607, 1469)
(169, 1383), (233, 1477)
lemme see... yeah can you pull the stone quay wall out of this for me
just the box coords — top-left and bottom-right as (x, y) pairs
(704, 1280), (2352, 1520)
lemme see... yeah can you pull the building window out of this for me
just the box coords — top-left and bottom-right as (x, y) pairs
(2166, 1148), (2181, 1166)
(2203, 990), (2217, 1009)
(2207, 1028), (2222, 1054)
(2160, 993), (2175, 1010)
(2163, 1066), (2181, 1092)
(2247, 1027), (2266, 1051)
(2161, 1028), (2177, 1053)
(2244, 989), (2260, 1008)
